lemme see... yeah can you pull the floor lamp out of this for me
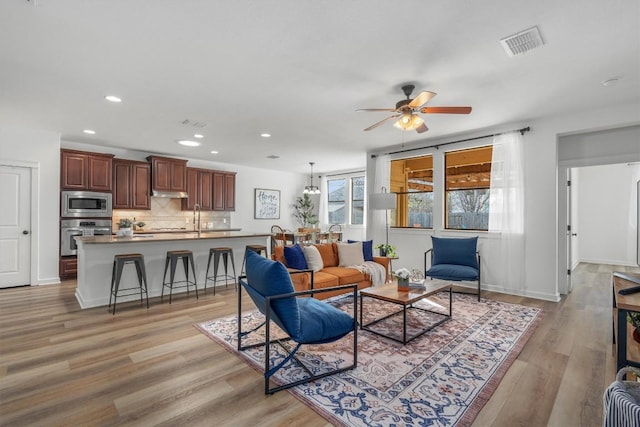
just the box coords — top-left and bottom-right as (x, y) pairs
(369, 187), (397, 248)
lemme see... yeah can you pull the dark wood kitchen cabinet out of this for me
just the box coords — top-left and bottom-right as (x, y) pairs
(146, 156), (187, 193)
(182, 168), (213, 211)
(213, 172), (236, 211)
(113, 159), (151, 210)
(61, 149), (114, 191)
(59, 257), (78, 280)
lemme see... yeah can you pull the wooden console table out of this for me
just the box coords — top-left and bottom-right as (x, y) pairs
(612, 272), (640, 371)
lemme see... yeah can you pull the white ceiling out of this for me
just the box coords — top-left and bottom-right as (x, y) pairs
(1, 0), (638, 174)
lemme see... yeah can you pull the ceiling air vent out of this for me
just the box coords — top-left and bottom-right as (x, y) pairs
(180, 119), (207, 128)
(500, 26), (544, 57)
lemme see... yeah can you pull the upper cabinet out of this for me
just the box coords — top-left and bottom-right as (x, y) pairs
(61, 149), (114, 191)
(213, 171), (236, 211)
(181, 168), (235, 211)
(146, 155), (187, 196)
(182, 168), (213, 211)
(113, 159), (151, 210)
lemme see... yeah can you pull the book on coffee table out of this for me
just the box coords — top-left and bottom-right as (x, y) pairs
(409, 279), (425, 289)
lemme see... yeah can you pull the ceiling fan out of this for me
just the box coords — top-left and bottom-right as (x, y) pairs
(357, 84), (472, 133)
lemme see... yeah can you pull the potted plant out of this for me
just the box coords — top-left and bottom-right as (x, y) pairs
(135, 221), (146, 231)
(629, 312), (640, 343)
(394, 267), (411, 291)
(117, 218), (133, 236)
(375, 243), (396, 257)
(293, 193), (319, 232)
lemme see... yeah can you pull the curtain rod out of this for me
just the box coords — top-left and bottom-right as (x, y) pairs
(324, 169), (366, 177)
(372, 126), (531, 157)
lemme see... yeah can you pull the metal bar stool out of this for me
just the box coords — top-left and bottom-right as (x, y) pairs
(109, 253), (149, 315)
(162, 250), (198, 303)
(241, 244), (267, 274)
(204, 247), (237, 295)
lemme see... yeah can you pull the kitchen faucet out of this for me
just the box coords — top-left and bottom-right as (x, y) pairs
(193, 203), (201, 236)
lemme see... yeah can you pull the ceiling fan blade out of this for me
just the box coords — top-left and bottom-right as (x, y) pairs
(408, 91), (437, 109)
(421, 106), (472, 114)
(364, 114), (400, 131)
(415, 123), (429, 133)
(355, 108), (397, 112)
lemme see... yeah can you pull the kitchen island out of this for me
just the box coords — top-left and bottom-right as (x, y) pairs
(74, 231), (271, 309)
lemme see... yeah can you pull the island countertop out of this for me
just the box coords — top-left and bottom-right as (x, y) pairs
(76, 231), (270, 244)
(74, 231), (271, 309)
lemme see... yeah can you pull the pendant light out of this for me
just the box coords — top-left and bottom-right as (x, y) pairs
(303, 162), (320, 194)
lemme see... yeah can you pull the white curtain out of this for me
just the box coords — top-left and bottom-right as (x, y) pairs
(318, 176), (328, 230)
(489, 131), (525, 291)
(370, 154), (391, 246)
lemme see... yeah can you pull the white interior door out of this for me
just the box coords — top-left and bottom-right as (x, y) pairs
(0, 165), (31, 287)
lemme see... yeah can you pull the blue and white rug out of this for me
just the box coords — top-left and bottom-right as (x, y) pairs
(196, 292), (541, 426)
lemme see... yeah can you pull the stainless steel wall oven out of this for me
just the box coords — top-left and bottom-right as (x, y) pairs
(60, 219), (112, 256)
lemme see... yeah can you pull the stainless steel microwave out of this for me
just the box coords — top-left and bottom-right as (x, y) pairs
(61, 191), (112, 218)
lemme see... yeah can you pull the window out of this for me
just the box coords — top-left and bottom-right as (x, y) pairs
(327, 178), (345, 224)
(444, 145), (493, 230)
(351, 176), (365, 224)
(390, 155), (433, 228)
(327, 173), (365, 225)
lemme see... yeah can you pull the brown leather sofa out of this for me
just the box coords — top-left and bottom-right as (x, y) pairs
(272, 242), (389, 299)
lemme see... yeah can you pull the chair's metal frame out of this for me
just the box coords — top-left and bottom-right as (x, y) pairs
(237, 270), (358, 394)
(424, 249), (481, 301)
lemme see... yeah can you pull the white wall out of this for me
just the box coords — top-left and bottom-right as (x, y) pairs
(576, 163), (639, 266)
(367, 101), (640, 302)
(0, 124), (61, 285)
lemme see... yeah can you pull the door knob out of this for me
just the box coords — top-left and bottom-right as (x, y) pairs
(571, 233), (577, 236)
(22, 230), (29, 235)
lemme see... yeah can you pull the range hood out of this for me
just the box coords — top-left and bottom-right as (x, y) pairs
(151, 190), (188, 198)
(146, 155), (189, 199)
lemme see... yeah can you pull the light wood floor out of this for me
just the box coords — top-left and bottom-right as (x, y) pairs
(1, 263), (638, 426)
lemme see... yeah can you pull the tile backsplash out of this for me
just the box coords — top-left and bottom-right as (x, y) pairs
(113, 198), (231, 231)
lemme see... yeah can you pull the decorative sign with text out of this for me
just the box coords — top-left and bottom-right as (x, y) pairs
(254, 188), (280, 219)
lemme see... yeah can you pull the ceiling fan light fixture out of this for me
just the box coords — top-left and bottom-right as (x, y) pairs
(393, 113), (424, 131)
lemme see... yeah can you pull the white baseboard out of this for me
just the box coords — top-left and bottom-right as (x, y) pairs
(579, 257), (638, 267)
(455, 282), (561, 303)
(34, 277), (62, 286)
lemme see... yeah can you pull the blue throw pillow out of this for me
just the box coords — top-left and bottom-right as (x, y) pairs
(431, 236), (478, 269)
(347, 239), (373, 261)
(283, 244), (308, 270)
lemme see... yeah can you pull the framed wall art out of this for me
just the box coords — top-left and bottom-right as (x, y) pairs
(254, 188), (280, 219)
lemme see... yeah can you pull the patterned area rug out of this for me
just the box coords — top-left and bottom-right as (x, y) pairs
(195, 292), (541, 426)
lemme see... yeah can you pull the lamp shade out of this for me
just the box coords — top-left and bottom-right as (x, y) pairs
(369, 192), (397, 210)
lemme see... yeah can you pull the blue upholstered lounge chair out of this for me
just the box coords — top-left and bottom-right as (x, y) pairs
(238, 250), (358, 394)
(424, 236), (481, 301)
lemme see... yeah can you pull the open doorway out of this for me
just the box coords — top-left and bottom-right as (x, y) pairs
(557, 124), (640, 295)
(567, 163), (639, 292)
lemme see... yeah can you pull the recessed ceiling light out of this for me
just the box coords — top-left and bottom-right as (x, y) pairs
(105, 95), (122, 103)
(210, 150), (219, 154)
(261, 133), (271, 138)
(177, 140), (200, 147)
(194, 134), (204, 139)
(83, 129), (96, 135)
(601, 77), (620, 87)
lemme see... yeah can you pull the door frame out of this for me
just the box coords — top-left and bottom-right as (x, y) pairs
(556, 124), (640, 295)
(0, 159), (39, 286)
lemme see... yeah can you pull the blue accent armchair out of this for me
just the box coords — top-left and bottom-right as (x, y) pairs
(424, 236), (481, 301)
(238, 250), (358, 394)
